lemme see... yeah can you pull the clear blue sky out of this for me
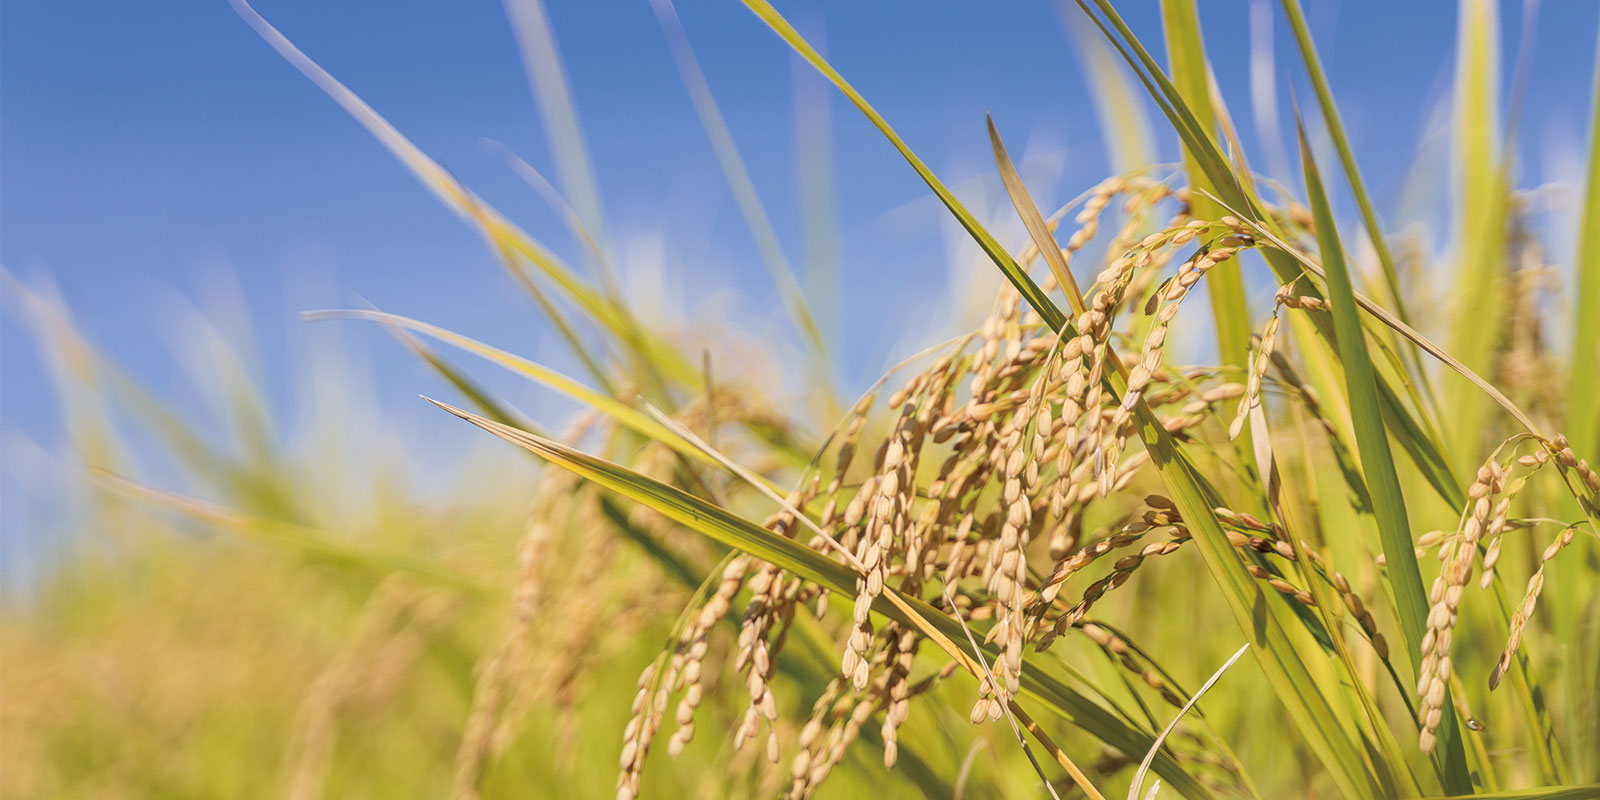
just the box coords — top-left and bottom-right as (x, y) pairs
(2, 1), (1596, 553)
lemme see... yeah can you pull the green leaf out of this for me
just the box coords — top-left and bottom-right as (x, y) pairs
(1279, 0), (1419, 346)
(987, 115), (1085, 314)
(1299, 120), (1473, 793)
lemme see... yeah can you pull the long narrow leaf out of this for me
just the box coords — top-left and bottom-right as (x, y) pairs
(502, 0), (610, 257)
(1279, 0), (1443, 423)
(1300, 122), (1473, 791)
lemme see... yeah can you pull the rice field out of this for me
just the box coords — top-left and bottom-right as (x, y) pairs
(4, 1), (1597, 798)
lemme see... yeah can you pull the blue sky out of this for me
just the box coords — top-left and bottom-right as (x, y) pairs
(2, 1), (1596, 554)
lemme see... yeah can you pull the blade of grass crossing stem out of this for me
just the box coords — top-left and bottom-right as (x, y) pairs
(1247, 398), (1417, 797)
(1203, 186), (1568, 784)
(1447, 0), (1508, 477)
(1123, 396), (1382, 798)
(1570, 61), (1600, 461)
(1077, 1), (1248, 222)
(386, 327), (538, 433)
(1300, 122), (1474, 793)
(749, 5), (1379, 793)
(737, 0), (1066, 333)
(492, 221), (695, 387)
(1055, 16), (1422, 791)
(1159, 1), (1254, 392)
(397, 344), (721, 596)
(1082, 0), (1433, 408)
(428, 399), (1215, 800)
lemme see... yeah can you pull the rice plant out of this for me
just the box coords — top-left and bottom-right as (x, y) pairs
(5, 1), (1597, 798)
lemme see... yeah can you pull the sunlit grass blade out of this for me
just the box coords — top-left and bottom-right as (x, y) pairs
(1206, 180), (1573, 784)
(1116, 381), (1383, 800)
(472, 141), (675, 398)
(1423, 788), (1600, 800)
(1278, 0), (1415, 335)
(1127, 643), (1249, 800)
(1245, 388), (1418, 797)
(392, 331), (723, 595)
(1074, 1), (1249, 222)
(1299, 120), (1473, 792)
(384, 324), (539, 433)
(1199, 191), (1542, 440)
(1074, 0), (1476, 521)
(428, 398), (1215, 799)
(5, 272), (312, 518)
(453, 188), (628, 396)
